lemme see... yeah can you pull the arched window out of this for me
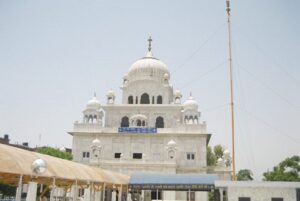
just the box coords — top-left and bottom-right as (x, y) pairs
(121, 116), (129, 127)
(142, 121), (145, 126)
(155, 116), (164, 128)
(140, 93), (150, 104)
(136, 96), (138, 104)
(157, 95), (162, 104)
(194, 116), (198, 124)
(128, 96), (133, 104)
(184, 116), (188, 124)
(89, 115), (93, 123)
(188, 116), (193, 124)
(137, 119), (142, 127)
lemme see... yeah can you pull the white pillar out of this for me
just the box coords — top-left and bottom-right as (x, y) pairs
(102, 184), (106, 201)
(127, 193), (132, 201)
(94, 191), (101, 201)
(15, 175), (23, 201)
(84, 187), (91, 201)
(111, 190), (116, 201)
(118, 186), (122, 201)
(91, 184), (95, 201)
(71, 181), (78, 201)
(141, 190), (144, 201)
(26, 182), (37, 201)
(219, 188), (224, 201)
(50, 178), (56, 201)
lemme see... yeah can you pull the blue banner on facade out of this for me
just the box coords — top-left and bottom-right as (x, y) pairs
(118, 127), (157, 133)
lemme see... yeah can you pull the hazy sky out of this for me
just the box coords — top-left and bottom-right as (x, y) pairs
(0, 0), (299, 179)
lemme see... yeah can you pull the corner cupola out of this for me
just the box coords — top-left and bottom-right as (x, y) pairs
(86, 93), (101, 110)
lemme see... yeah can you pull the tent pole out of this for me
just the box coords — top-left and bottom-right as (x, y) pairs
(50, 177), (56, 201)
(102, 183), (106, 201)
(15, 174), (23, 201)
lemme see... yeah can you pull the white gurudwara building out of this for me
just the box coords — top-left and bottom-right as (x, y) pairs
(69, 38), (230, 201)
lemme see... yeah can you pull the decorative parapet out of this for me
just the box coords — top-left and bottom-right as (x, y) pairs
(73, 123), (207, 134)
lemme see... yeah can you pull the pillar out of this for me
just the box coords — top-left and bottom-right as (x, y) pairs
(25, 182), (37, 201)
(219, 188), (224, 201)
(111, 190), (116, 201)
(94, 191), (102, 201)
(71, 182), (78, 201)
(15, 175), (23, 201)
(102, 184), (106, 201)
(84, 187), (91, 201)
(118, 186), (122, 201)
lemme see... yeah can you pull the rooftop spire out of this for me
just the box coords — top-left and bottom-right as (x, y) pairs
(148, 36), (152, 52)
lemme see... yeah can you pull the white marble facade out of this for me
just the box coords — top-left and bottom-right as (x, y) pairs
(69, 39), (215, 200)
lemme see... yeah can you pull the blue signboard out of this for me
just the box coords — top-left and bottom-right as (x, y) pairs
(118, 127), (157, 133)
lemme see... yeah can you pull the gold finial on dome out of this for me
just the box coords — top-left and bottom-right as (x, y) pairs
(148, 36), (152, 52)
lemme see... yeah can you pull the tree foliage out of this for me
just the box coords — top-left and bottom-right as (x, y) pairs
(236, 169), (253, 181)
(207, 144), (225, 166)
(0, 183), (17, 196)
(207, 146), (217, 166)
(213, 145), (224, 159)
(36, 147), (72, 160)
(263, 155), (300, 181)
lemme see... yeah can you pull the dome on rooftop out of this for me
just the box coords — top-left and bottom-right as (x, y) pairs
(183, 95), (198, 111)
(87, 94), (101, 110)
(127, 37), (169, 82)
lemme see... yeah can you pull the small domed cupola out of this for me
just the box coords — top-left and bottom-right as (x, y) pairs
(86, 93), (101, 110)
(106, 89), (115, 104)
(174, 90), (182, 104)
(183, 94), (198, 111)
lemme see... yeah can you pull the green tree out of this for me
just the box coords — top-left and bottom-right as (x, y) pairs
(207, 144), (227, 166)
(0, 183), (17, 197)
(36, 147), (73, 160)
(236, 169), (253, 181)
(207, 146), (217, 166)
(213, 145), (224, 159)
(263, 155), (300, 181)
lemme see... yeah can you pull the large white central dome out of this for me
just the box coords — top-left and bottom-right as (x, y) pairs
(127, 51), (170, 82)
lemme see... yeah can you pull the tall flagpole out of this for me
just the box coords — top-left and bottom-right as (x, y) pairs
(226, 0), (236, 181)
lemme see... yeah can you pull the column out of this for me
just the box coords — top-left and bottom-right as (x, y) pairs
(84, 187), (91, 201)
(111, 190), (116, 201)
(102, 184), (106, 201)
(118, 186), (122, 201)
(219, 188), (224, 201)
(25, 182), (37, 201)
(15, 175), (23, 201)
